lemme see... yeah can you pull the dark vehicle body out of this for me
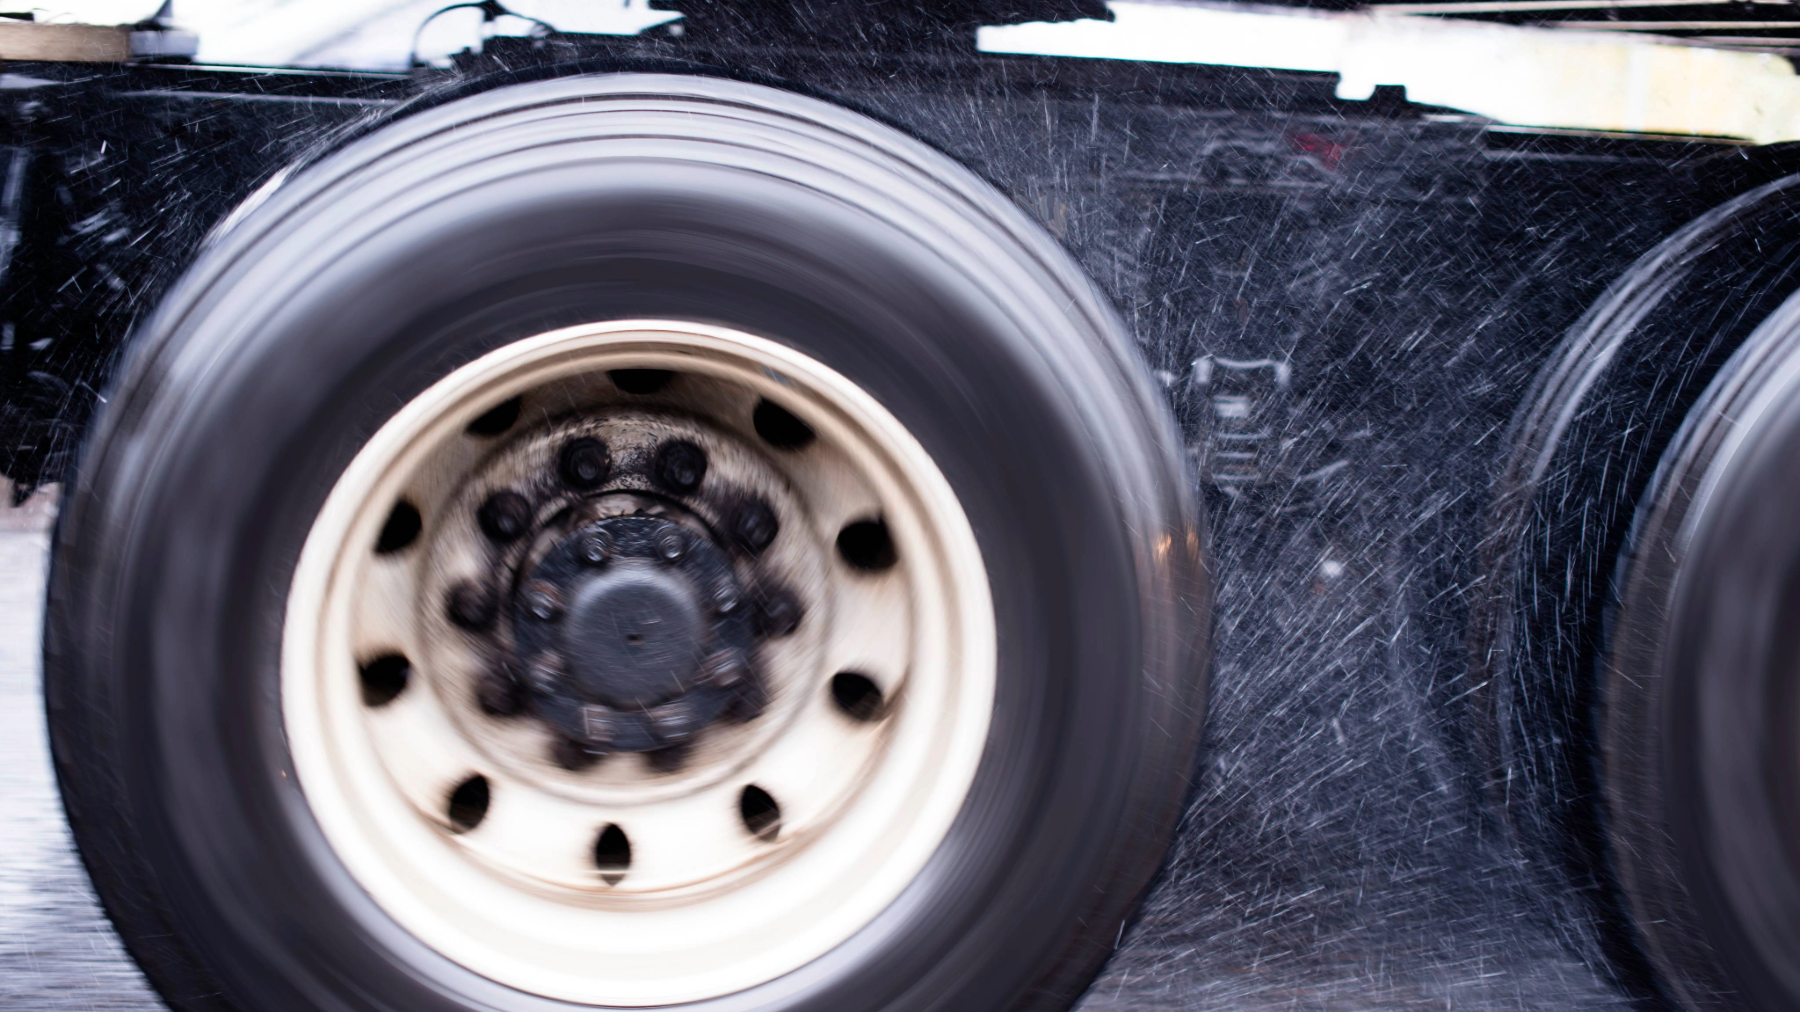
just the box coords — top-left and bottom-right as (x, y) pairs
(6, 9), (1798, 1008)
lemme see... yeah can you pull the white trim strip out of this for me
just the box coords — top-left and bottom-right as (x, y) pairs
(978, 0), (1800, 144)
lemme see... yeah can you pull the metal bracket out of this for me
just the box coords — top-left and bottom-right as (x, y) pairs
(1191, 355), (1291, 491)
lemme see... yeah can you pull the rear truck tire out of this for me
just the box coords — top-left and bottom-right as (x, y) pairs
(1603, 283), (1800, 1012)
(1477, 174), (1800, 1010)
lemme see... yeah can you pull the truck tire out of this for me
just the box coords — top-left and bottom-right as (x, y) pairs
(43, 74), (1207, 1012)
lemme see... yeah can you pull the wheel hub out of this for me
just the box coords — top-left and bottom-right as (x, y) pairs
(512, 515), (755, 753)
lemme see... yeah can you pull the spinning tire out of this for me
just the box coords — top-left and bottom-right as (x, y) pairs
(1605, 280), (1800, 1012)
(1482, 175), (1800, 1010)
(43, 76), (1207, 1012)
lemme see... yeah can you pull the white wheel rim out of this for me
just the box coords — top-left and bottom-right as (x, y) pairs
(282, 320), (995, 1005)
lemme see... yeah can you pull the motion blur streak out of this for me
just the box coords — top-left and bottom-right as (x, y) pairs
(0, 498), (159, 1010)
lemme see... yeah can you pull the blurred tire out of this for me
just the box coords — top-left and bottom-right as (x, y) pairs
(42, 74), (1207, 1012)
(1604, 279), (1800, 1012)
(1478, 174), (1800, 1009)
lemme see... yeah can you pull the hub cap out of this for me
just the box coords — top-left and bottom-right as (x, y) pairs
(515, 515), (756, 754)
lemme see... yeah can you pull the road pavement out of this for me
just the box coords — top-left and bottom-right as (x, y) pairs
(0, 495), (163, 1010)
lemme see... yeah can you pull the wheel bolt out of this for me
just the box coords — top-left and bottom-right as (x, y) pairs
(713, 582), (741, 615)
(576, 529), (614, 566)
(476, 490), (532, 543)
(558, 437), (611, 491)
(446, 582), (495, 630)
(655, 528), (687, 563)
(646, 742), (691, 773)
(527, 653), (565, 691)
(724, 678), (769, 723)
(652, 439), (707, 494)
(755, 588), (802, 638)
(580, 704), (616, 744)
(648, 698), (702, 742)
(522, 580), (563, 622)
(701, 650), (749, 688)
(552, 736), (605, 770)
(730, 498), (779, 555)
(477, 665), (524, 716)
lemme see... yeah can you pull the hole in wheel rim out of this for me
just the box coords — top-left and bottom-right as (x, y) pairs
(753, 398), (815, 449)
(375, 500), (422, 554)
(836, 518), (896, 571)
(447, 775), (490, 833)
(830, 672), (885, 721)
(594, 823), (631, 884)
(609, 369), (673, 395)
(739, 785), (781, 841)
(358, 653), (410, 707)
(466, 396), (522, 436)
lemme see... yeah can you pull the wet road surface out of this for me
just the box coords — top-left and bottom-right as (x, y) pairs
(0, 501), (163, 1011)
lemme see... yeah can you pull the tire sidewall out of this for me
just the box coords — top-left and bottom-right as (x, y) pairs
(1607, 291), (1800, 1011)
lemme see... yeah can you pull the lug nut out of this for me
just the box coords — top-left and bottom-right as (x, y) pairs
(477, 490), (532, 543)
(646, 742), (691, 773)
(477, 665), (524, 716)
(724, 678), (769, 723)
(655, 528), (687, 563)
(648, 698), (702, 743)
(446, 582), (496, 630)
(576, 529), (614, 566)
(754, 588), (802, 638)
(701, 650), (749, 688)
(527, 652), (565, 691)
(559, 437), (612, 491)
(651, 439), (707, 494)
(730, 499), (779, 555)
(712, 582), (741, 615)
(580, 704), (616, 744)
(552, 736), (606, 771)
(522, 580), (563, 622)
